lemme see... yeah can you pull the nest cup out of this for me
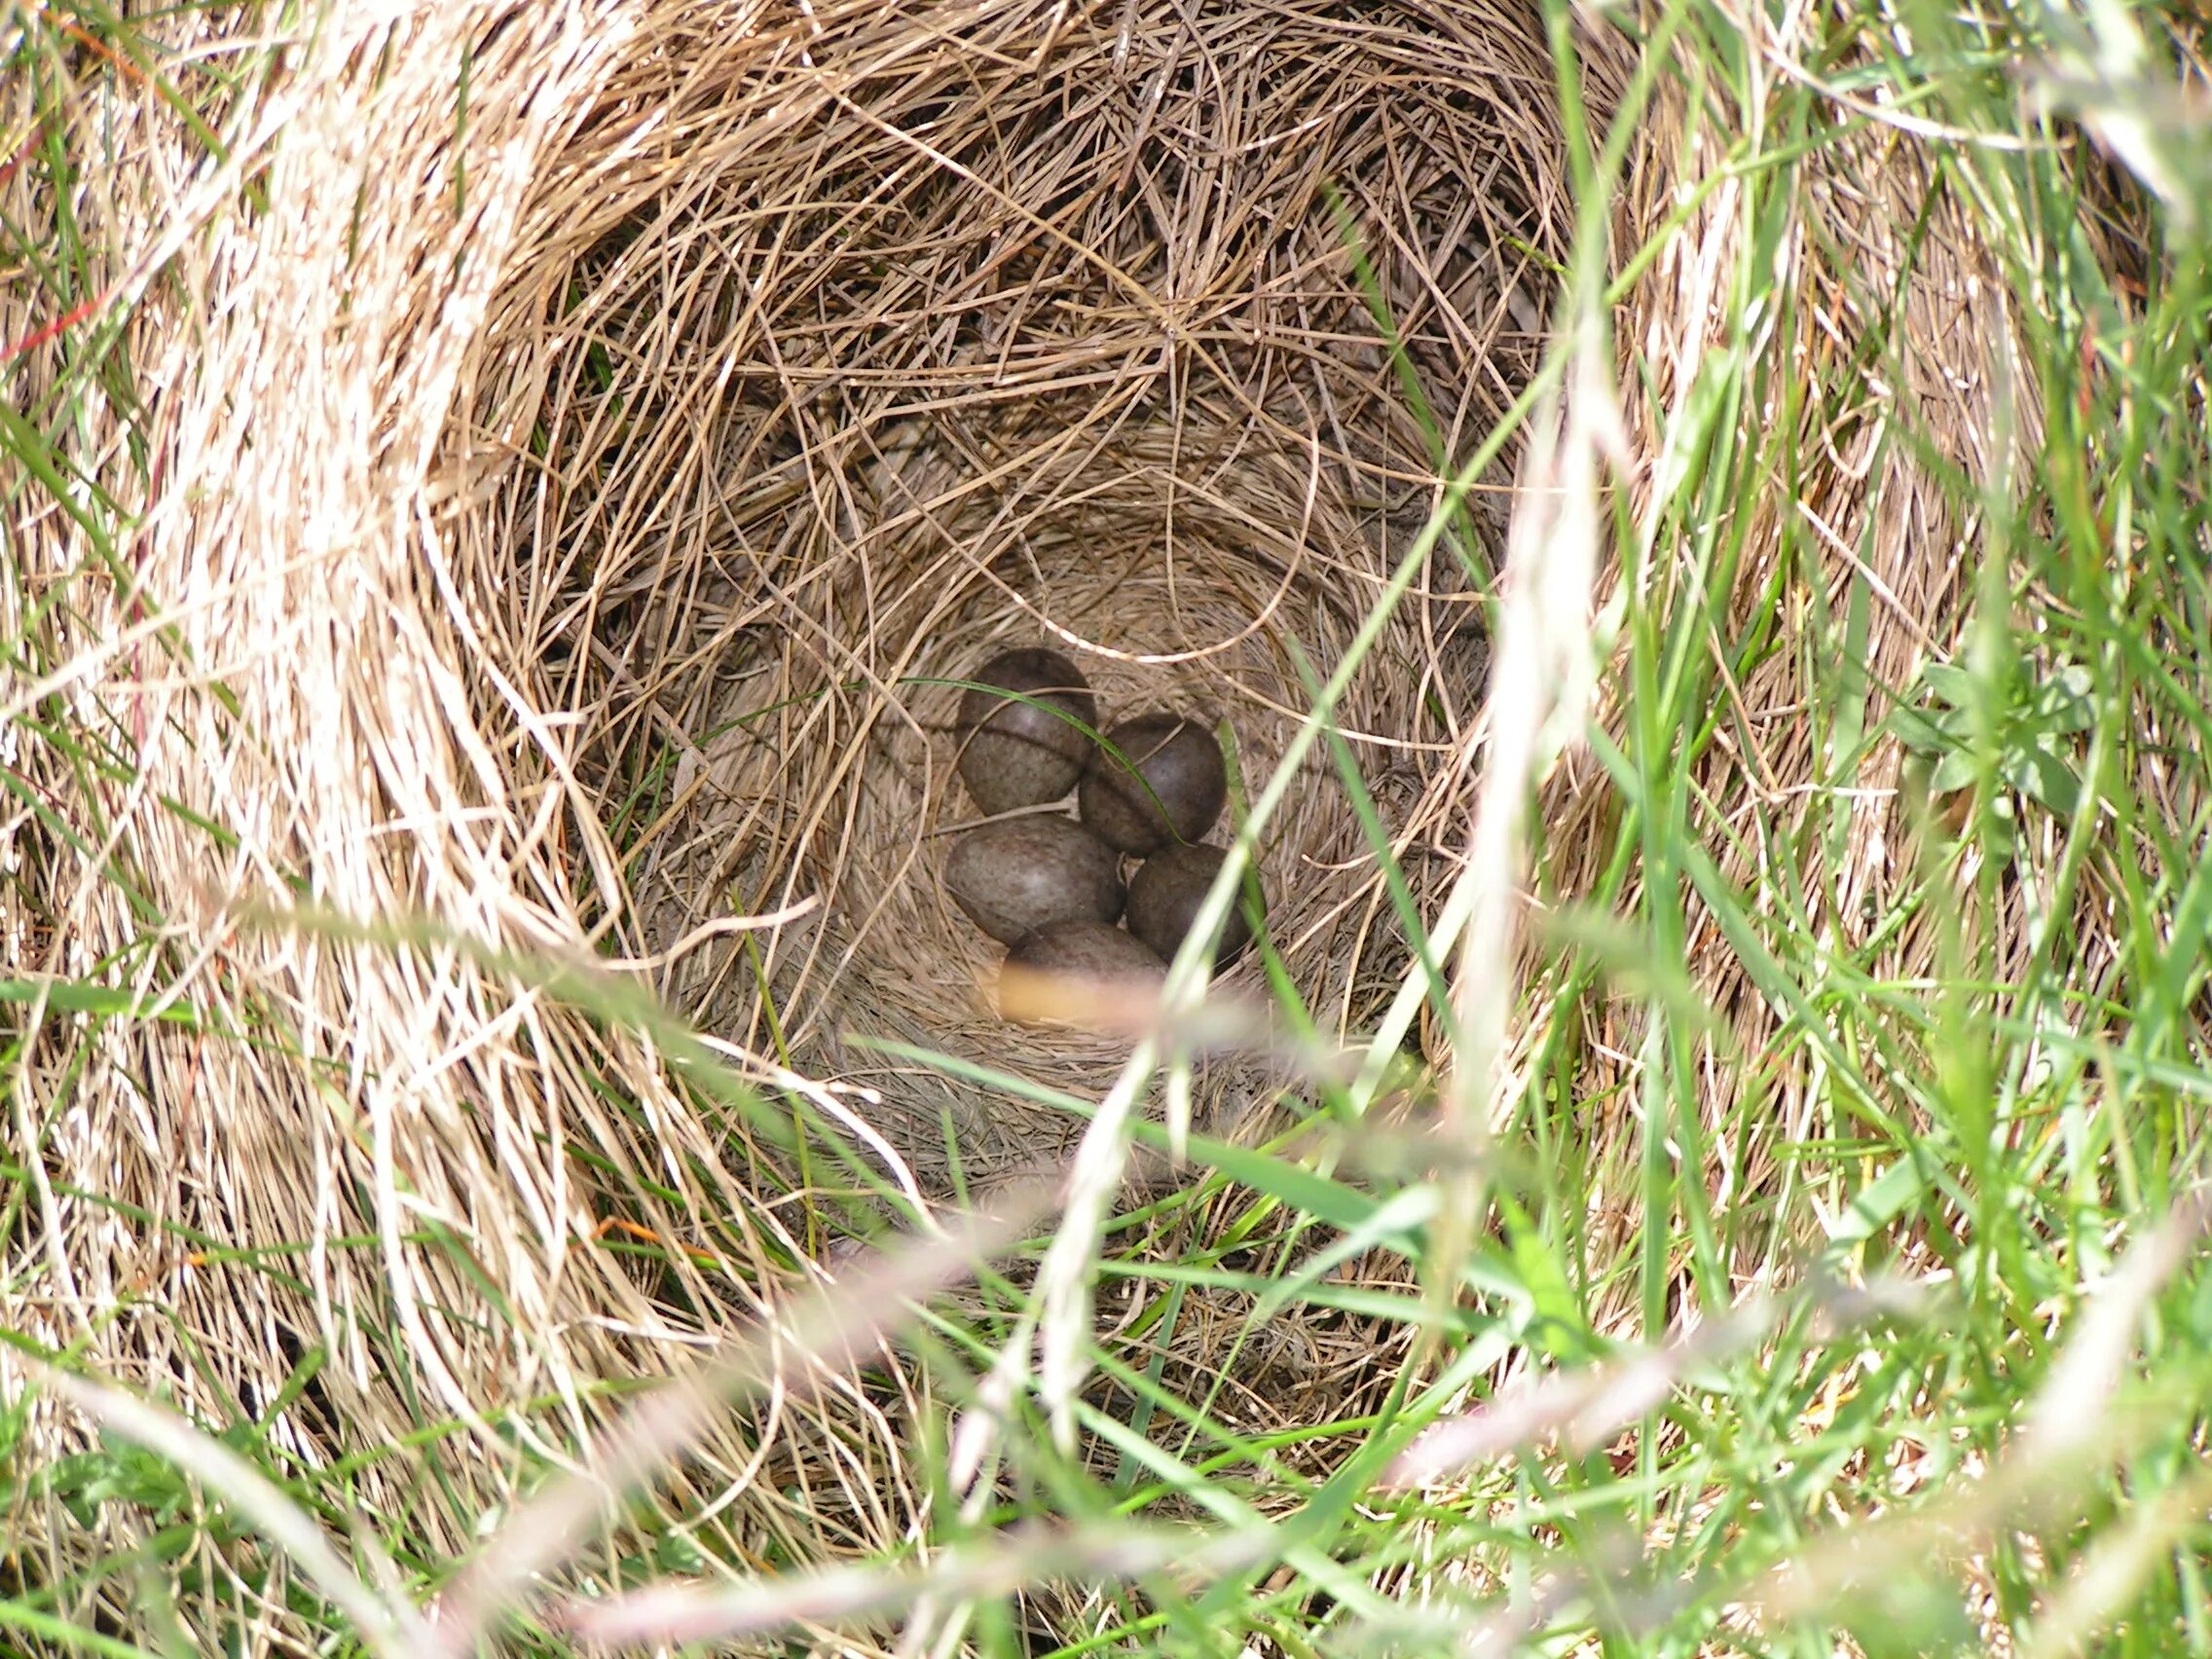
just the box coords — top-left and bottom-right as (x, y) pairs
(532, 0), (1567, 1180)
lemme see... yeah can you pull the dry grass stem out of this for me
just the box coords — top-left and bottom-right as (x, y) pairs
(427, 1188), (1054, 1656)
(553, 1520), (1262, 1647)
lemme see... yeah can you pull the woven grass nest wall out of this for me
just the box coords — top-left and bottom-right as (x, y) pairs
(1, 0), (2053, 1630)
(523, 3), (1562, 1180)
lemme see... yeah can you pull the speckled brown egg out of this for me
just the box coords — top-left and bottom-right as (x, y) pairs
(1125, 842), (1264, 966)
(999, 920), (1165, 1023)
(955, 647), (1098, 814)
(1077, 713), (1228, 854)
(943, 817), (1124, 944)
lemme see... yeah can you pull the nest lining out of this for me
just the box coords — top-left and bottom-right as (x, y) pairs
(509, 0), (1567, 1179)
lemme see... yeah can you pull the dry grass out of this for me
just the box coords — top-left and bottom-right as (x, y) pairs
(4, 0), (2205, 1651)
(497, 0), (1598, 1179)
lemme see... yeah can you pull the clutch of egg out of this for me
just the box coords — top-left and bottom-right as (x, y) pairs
(945, 646), (1264, 1024)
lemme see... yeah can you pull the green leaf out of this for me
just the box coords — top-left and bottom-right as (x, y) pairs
(1930, 748), (1979, 796)
(1934, 705), (1978, 740)
(1986, 797), (2019, 863)
(1920, 662), (1981, 708)
(2004, 740), (2083, 816)
(2031, 664), (2098, 734)
(1889, 705), (1949, 756)
(1496, 1191), (1593, 1362)
(1824, 1159), (1920, 1252)
(1197, 1135), (1386, 1235)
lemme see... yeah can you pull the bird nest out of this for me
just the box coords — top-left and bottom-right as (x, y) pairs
(513, 0), (1567, 1179)
(0, 0), (2051, 1639)
(451, 0), (1589, 1523)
